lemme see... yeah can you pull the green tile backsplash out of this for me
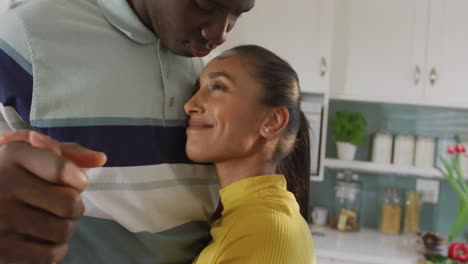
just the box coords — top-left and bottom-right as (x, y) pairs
(309, 100), (468, 241)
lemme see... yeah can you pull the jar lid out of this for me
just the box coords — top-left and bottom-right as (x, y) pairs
(348, 182), (361, 189)
(384, 187), (400, 195)
(375, 130), (392, 136)
(351, 173), (360, 181)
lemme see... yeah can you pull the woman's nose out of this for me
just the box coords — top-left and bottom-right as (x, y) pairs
(184, 96), (202, 116)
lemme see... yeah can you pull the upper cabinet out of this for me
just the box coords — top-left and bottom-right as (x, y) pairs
(424, 0), (468, 107)
(330, 0), (468, 109)
(330, 0), (428, 102)
(218, 0), (335, 94)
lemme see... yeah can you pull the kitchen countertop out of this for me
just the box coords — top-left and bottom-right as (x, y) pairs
(310, 225), (421, 264)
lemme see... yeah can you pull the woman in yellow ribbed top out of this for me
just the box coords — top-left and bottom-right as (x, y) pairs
(184, 45), (315, 264)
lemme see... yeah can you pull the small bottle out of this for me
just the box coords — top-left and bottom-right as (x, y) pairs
(403, 191), (421, 234)
(380, 187), (402, 234)
(331, 172), (346, 229)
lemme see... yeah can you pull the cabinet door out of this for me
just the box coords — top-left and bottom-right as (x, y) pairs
(424, 0), (468, 107)
(218, 0), (334, 94)
(330, 0), (428, 103)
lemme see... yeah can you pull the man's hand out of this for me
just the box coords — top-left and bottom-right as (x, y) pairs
(0, 130), (107, 263)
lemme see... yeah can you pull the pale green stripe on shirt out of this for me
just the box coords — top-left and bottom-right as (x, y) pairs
(31, 117), (187, 128)
(87, 178), (218, 191)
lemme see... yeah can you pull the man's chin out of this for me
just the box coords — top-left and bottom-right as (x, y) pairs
(167, 47), (194, 57)
(158, 40), (193, 57)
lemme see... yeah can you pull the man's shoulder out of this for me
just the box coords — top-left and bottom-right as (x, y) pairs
(2, 0), (63, 20)
(3, 0), (98, 16)
(1, 0), (101, 32)
(0, 0), (103, 67)
(0, 1), (36, 68)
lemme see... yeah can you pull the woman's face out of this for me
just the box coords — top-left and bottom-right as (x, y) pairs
(184, 54), (268, 163)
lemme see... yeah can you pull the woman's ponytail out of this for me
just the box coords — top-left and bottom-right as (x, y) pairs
(276, 111), (311, 220)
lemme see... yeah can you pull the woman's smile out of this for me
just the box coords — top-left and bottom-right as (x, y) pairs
(187, 119), (214, 130)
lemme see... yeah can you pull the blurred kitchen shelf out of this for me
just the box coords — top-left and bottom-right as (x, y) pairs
(324, 158), (443, 179)
(330, 94), (468, 110)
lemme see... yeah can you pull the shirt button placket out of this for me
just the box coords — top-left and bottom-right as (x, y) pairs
(169, 96), (175, 108)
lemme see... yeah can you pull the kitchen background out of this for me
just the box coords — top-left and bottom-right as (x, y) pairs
(314, 100), (468, 236)
(2, 0), (468, 263)
(217, 0), (468, 262)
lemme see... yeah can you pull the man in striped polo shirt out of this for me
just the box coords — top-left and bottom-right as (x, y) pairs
(0, 0), (255, 263)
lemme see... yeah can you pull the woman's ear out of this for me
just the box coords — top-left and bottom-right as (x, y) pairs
(260, 106), (289, 139)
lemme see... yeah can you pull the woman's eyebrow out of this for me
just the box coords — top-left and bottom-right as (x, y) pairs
(208, 72), (235, 83)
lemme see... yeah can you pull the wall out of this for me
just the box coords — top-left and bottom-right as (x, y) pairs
(309, 100), (468, 241)
(0, 0), (8, 12)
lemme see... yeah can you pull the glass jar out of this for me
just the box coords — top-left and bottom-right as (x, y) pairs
(403, 191), (422, 234)
(331, 171), (361, 232)
(380, 187), (402, 234)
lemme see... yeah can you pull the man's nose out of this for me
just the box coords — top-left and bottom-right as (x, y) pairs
(202, 14), (234, 46)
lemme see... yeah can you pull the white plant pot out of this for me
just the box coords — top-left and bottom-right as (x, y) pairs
(337, 142), (357, 161)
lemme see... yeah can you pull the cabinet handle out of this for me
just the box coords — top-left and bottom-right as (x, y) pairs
(429, 67), (439, 86)
(415, 65), (421, 85)
(320, 57), (327, 78)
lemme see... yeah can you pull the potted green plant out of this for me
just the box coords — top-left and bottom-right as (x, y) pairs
(331, 111), (367, 161)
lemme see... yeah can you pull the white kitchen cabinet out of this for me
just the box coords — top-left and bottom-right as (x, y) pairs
(330, 0), (428, 102)
(330, 0), (468, 109)
(424, 0), (468, 106)
(218, 0), (335, 94)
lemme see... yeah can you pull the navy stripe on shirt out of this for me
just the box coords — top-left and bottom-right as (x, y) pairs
(0, 47), (33, 122)
(35, 125), (196, 167)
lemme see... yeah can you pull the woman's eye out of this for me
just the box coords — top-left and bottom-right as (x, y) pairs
(211, 82), (226, 92)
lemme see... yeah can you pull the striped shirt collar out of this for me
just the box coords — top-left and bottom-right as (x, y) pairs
(97, 0), (157, 44)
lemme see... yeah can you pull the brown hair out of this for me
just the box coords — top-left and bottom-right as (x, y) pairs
(222, 45), (311, 219)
